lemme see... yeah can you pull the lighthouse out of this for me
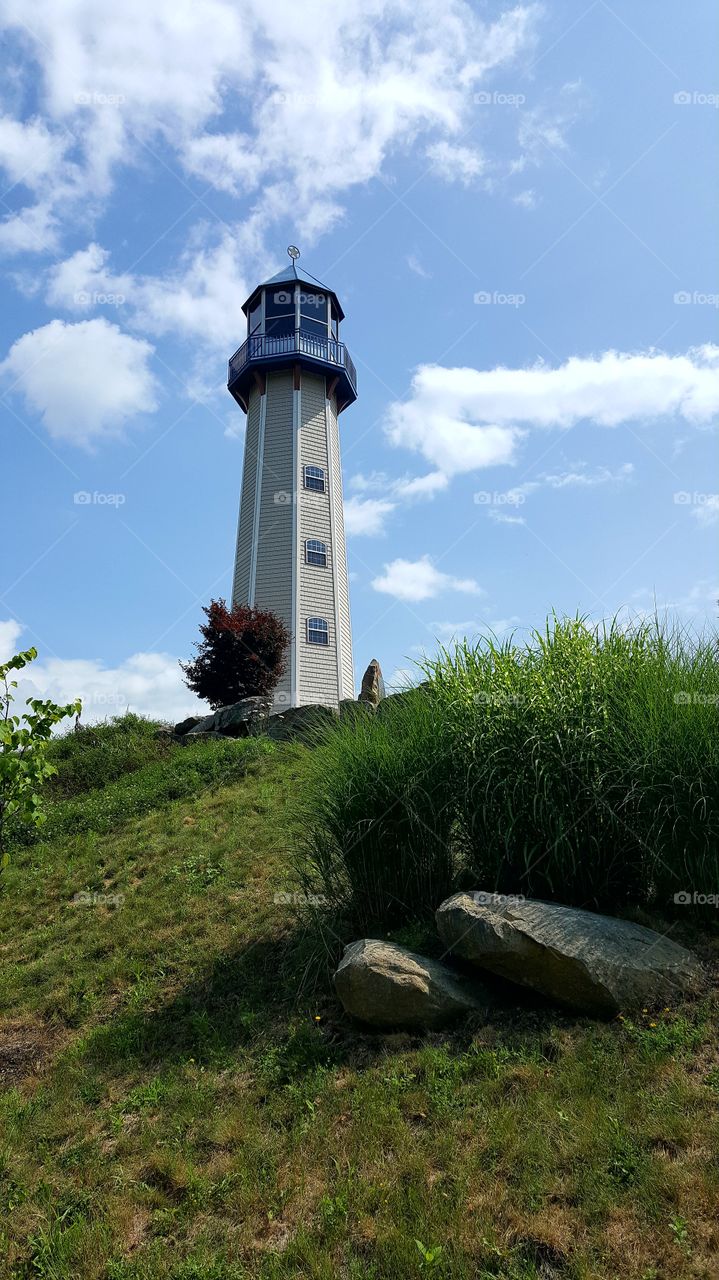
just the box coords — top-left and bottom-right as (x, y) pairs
(227, 248), (357, 709)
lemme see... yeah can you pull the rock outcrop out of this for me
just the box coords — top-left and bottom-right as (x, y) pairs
(334, 938), (489, 1029)
(436, 891), (703, 1016)
(358, 659), (385, 708)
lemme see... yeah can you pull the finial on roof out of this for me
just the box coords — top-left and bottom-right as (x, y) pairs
(287, 245), (300, 260)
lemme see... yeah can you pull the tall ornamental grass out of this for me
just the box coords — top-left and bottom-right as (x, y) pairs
(295, 616), (719, 928)
(293, 689), (456, 932)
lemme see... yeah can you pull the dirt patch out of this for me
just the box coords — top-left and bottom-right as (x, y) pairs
(0, 1019), (58, 1087)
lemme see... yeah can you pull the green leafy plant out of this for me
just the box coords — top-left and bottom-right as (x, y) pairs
(415, 1239), (444, 1270)
(0, 647), (80, 869)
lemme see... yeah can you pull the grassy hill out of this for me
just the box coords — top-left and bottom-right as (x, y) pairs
(1, 696), (718, 1279)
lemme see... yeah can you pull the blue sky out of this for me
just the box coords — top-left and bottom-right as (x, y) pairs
(1, 0), (717, 720)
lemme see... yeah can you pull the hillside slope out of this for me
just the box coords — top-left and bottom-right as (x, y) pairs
(1, 724), (718, 1279)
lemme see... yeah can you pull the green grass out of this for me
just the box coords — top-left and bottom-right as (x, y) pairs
(1, 707), (719, 1278)
(8, 716), (274, 847)
(43, 714), (176, 799)
(295, 616), (719, 928)
(293, 688), (456, 933)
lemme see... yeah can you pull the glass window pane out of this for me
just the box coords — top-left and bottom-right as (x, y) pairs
(304, 466), (325, 492)
(299, 317), (327, 339)
(307, 617), (329, 645)
(265, 314), (295, 337)
(299, 290), (326, 317)
(264, 286), (296, 317)
(248, 297), (262, 335)
(306, 539), (327, 566)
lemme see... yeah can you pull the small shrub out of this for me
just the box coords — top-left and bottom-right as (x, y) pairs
(181, 599), (290, 709)
(44, 713), (170, 798)
(0, 647), (80, 868)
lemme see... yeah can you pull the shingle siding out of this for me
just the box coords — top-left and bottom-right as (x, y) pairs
(230, 367), (354, 710)
(298, 374), (339, 707)
(327, 394), (354, 697)
(231, 391), (261, 607)
(251, 372), (294, 708)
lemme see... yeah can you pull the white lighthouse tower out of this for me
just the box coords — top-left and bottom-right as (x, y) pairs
(227, 248), (356, 709)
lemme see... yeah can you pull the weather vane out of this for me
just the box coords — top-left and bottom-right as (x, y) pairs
(287, 245), (300, 260)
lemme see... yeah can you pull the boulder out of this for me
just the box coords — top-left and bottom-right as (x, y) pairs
(436, 891), (704, 1016)
(174, 715), (202, 736)
(334, 938), (489, 1029)
(358, 658), (385, 707)
(257, 703), (338, 743)
(183, 697), (271, 739)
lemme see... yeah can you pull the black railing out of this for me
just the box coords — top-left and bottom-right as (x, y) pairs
(228, 329), (357, 393)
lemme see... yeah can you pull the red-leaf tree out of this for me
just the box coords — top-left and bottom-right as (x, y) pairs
(181, 599), (291, 709)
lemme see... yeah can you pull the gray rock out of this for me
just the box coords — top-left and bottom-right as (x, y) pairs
(174, 715), (202, 736)
(334, 938), (489, 1029)
(257, 702), (338, 743)
(436, 892), (704, 1016)
(184, 696), (271, 739)
(358, 658), (385, 707)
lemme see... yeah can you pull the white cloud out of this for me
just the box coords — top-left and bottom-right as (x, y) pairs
(26, 653), (203, 725)
(488, 509), (526, 524)
(0, 618), (24, 662)
(691, 495), (719, 527)
(2, 318), (157, 445)
(406, 253), (431, 279)
(372, 555), (482, 602)
(0, 0), (539, 256)
(431, 615), (521, 641)
(426, 140), (485, 184)
(2, 621), (204, 723)
(387, 348), (719, 478)
(512, 188), (537, 209)
(46, 230), (260, 350)
(516, 80), (585, 163)
(495, 462), (635, 505)
(345, 469), (449, 534)
(0, 114), (68, 190)
(344, 496), (397, 537)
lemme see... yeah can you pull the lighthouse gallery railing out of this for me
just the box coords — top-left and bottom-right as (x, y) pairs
(228, 329), (357, 393)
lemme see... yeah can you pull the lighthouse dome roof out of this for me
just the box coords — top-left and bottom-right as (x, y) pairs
(242, 260), (344, 320)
